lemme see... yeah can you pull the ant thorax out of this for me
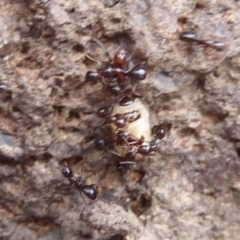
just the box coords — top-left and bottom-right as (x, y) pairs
(110, 98), (151, 159)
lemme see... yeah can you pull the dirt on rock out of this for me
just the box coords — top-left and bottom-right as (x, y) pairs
(0, 0), (240, 240)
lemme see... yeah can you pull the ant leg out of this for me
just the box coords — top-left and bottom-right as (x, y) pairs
(91, 37), (111, 62)
(80, 134), (97, 151)
(100, 88), (107, 102)
(127, 51), (135, 67)
(126, 89), (142, 100)
(76, 188), (79, 207)
(85, 53), (101, 67)
(119, 160), (137, 165)
(108, 149), (122, 157)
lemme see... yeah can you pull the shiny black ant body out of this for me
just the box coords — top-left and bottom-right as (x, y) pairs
(179, 31), (225, 51)
(59, 162), (98, 201)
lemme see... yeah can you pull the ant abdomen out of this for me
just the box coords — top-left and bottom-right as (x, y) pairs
(85, 71), (100, 84)
(95, 138), (108, 151)
(179, 31), (196, 42)
(129, 64), (147, 81)
(81, 184), (98, 201)
(119, 96), (134, 106)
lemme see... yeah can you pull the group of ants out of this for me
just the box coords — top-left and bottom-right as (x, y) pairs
(58, 31), (225, 203)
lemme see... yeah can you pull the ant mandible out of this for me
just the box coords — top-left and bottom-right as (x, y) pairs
(179, 31), (225, 51)
(59, 162), (98, 201)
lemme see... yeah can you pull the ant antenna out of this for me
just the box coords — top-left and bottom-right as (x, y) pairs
(91, 37), (112, 62)
(85, 53), (101, 67)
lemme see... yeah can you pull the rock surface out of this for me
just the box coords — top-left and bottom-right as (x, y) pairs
(0, 0), (240, 239)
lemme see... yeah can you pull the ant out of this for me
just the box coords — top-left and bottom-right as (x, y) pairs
(94, 129), (144, 152)
(116, 124), (166, 166)
(114, 130), (145, 147)
(85, 48), (147, 89)
(59, 162), (98, 201)
(86, 64), (146, 86)
(97, 107), (141, 129)
(119, 96), (135, 106)
(179, 31), (225, 51)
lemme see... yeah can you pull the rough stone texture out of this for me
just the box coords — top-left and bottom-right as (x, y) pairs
(0, 0), (240, 239)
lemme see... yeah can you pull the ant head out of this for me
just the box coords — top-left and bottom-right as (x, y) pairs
(97, 107), (108, 118)
(114, 49), (127, 68)
(125, 147), (136, 160)
(119, 96), (134, 106)
(115, 118), (126, 128)
(116, 162), (129, 173)
(59, 162), (73, 179)
(81, 184), (98, 201)
(117, 130), (129, 138)
(95, 138), (108, 151)
(138, 145), (151, 156)
(107, 83), (123, 96)
(85, 71), (100, 84)
(152, 124), (165, 139)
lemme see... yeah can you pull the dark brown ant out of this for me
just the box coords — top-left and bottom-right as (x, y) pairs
(85, 47), (146, 88)
(116, 124), (166, 167)
(86, 64), (146, 86)
(59, 162), (98, 201)
(93, 129), (144, 154)
(115, 130), (144, 146)
(179, 31), (225, 51)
